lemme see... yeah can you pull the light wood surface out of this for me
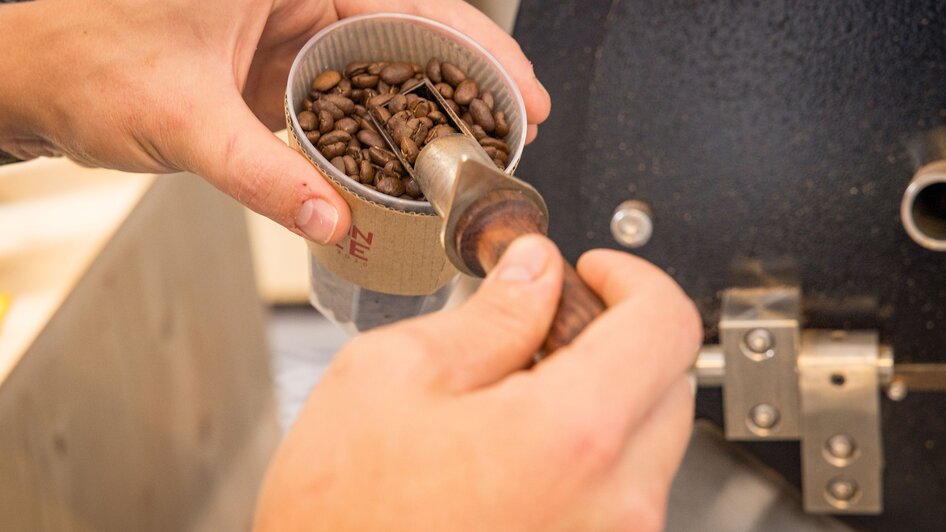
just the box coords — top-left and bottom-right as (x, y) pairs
(0, 161), (280, 532)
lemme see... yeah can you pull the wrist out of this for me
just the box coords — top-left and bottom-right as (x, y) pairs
(0, 2), (55, 159)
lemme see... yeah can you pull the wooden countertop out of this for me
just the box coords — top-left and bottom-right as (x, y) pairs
(0, 158), (154, 384)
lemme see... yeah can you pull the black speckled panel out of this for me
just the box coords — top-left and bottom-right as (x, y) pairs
(514, 1), (946, 530)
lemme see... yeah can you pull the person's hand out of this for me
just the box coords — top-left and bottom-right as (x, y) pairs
(254, 236), (702, 531)
(0, 0), (550, 244)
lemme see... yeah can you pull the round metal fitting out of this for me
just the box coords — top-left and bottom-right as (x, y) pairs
(826, 478), (860, 506)
(901, 161), (946, 251)
(826, 434), (857, 460)
(744, 328), (775, 358)
(748, 403), (780, 431)
(610, 200), (653, 249)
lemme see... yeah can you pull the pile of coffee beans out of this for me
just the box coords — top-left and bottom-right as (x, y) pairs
(296, 59), (513, 200)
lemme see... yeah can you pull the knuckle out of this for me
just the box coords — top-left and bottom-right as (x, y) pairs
(556, 413), (623, 474)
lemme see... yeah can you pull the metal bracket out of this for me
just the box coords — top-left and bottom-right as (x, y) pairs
(699, 286), (888, 514)
(798, 330), (884, 513)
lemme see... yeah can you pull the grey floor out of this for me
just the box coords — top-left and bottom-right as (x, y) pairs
(266, 306), (850, 532)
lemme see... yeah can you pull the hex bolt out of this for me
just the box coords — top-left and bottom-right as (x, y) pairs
(748, 403), (780, 430)
(826, 434), (857, 459)
(744, 328), (775, 354)
(610, 200), (653, 249)
(827, 478), (859, 503)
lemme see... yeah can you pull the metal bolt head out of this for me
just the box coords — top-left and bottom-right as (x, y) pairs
(827, 478), (859, 503)
(748, 403), (780, 430)
(610, 201), (653, 249)
(744, 328), (775, 354)
(887, 379), (908, 402)
(826, 434), (856, 459)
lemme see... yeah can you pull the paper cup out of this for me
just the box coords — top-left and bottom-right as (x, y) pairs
(286, 13), (528, 332)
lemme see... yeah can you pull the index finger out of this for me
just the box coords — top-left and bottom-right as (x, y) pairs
(336, 0), (552, 127)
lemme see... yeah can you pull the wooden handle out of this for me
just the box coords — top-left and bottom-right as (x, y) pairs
(454, 191), (606, 355)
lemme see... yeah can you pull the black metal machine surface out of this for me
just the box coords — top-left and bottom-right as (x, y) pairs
(513, 1), (946, 530)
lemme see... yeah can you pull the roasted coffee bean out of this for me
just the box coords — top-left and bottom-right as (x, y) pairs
(435, 83), (454, 100)
(298, 110), (318, 131)
(413, 101), (431, 118)
(441, 62), (466, 87)
(342, 155), (359, 176)
(302, 99), (314, 111)
(318, 130), (351, 147)
(334, 79), (352, 98)
(383, 160), (405, 176)
(368, 146), (396, 166)
(479, 136), (509, 152)
(314, 99), (344, 120)
(454, 79), (479, 106)
(388, 93), (407, 113)
(461, 112), (474, 128)
(419, 117), (434, 130)
(481, 91), (495, 110)
(412, 63), (423, 74)
(305, 130), (321, 143)
(426, 124), (457, 143)
(380, 62), (414, 85)
(350, 89), (366, 102)
(374, 106), (392, 124)
(401, 79), (423, 93)
(353, 105), (368, 118)
(358, 160), (375, 184)
(483, 146), (508, 163)
(407, 118), (429, 145)
(425, 58), (442, 83)
(347, 137), (362, 157)
(368, 62), (384, 76)
(357, 129), (385, 149)
(318, 110), (334, 134)
(376, 175), (405, 197)
(321, 142), (347, 159)
(345, 61), (371, 78)
(427, 110), (446, 124)
(469, 98), (495, 132)
(494, 111), (510, 137)
(330, 156), (346, 173)
(470, 124), (487, 140)
(377, 80), (392, 95)
(404, 177), (423, 198)
(358, 117), (379, 134)
(312, 70), (341, 92)
(400, 137), (419, 163)
(351, 74), (379, 89)
(492, 158), (505, 169)
(368, 94), (394, 109)
(335, 117), (359, 135)
(322, 94), (355, 114)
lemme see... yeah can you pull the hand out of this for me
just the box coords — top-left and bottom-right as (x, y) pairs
(0, 0), (550, 244)
(254, 236), (702, 531)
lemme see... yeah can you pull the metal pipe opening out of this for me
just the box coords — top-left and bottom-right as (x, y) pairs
(902, 161), (946, 251)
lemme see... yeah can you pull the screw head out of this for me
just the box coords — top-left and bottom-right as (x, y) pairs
(827, 478), (859, 503)
(887, 379), (908, 402)
(744, 328), (775, 354)
(748, 403), (780, 430)
(826, 434), (856, 459)
(610, 201), (653, 249)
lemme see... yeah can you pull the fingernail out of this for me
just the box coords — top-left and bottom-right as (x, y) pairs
(496, 236), (550, 282)
(296, 198), (338, 244)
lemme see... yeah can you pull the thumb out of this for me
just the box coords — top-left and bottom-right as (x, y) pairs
(183, 91), (351, 244)
(400, 234), (564, 392)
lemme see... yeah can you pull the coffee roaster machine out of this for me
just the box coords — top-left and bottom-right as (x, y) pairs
(512, 1), (946, 530)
